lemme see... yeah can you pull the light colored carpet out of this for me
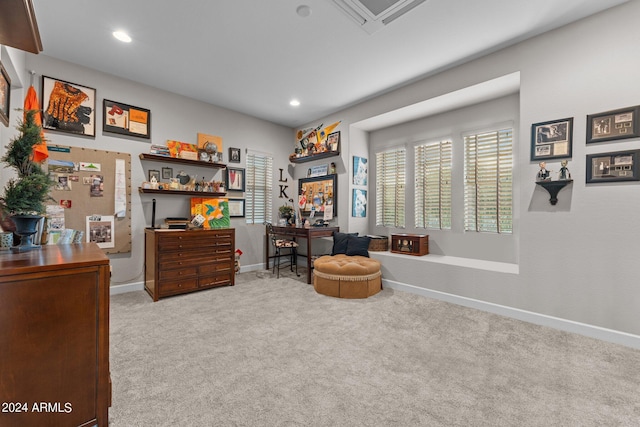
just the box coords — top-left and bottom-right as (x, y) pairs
(109, 270), (640, 426)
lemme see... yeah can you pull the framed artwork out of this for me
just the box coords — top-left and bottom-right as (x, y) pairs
(41, 76), (96, 137)
(103, 99), (151, 139)
(327, 131), (341, 152)
(228, 198), (245, 217)
(0, 61), (10, 127)
(352, 189), (367, 218)
(298, 174), (337, 217)
(586, 149), (640, 183)
(148, 169), (160, 182)
(353, 156), (368, 185)
(162, 167), (173, 179)
(229, 147), (241, 163)
(531, 117), (573, 160)
(227, 167), (245, 192)
(586, 106), (640, 144)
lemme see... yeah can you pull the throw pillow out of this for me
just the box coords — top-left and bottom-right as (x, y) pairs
(346, 235), (371, 257)
(331, 231), (358, 255)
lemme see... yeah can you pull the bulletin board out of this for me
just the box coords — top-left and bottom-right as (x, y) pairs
(47, 146), (132, 254)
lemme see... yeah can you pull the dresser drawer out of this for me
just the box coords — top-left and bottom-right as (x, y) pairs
(199, 260), (233, 275)
(159, 267), (197, 280)
(199, 273), (232, 288)
(159, 257), (208, 270)
(159, 278), (198, 295)
(158, 235), (220, 251)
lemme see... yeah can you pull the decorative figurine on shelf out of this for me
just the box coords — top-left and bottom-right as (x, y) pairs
(150, 175), (158, 189)
(330, 162), (336, 174)
(559, 160), (571, 180)
(536, 161), (551, 181)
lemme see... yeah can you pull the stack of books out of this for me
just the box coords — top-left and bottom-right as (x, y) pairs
(150, 144), (170, 156)
(164, 217), (189, 229)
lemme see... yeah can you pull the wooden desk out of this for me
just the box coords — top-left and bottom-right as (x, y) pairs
(0, 243), (111, 427)
(266, 226), (339, 284)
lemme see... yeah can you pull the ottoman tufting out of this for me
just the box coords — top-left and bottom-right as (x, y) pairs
(313, 254), (382, 299)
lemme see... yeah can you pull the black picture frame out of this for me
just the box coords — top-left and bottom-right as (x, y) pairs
(228, 198), (245, 217)
(298, 174), (337, 217)
(41, 76), (96, 137)
(586, 106), (640, 144)
(531, 117), (573, 160)
(229, 147), (241, 163)
(0, 61), (10, 127)
(103, 99), (151, 139)
(148, 169), (160, 182)
(586, 149), (640, 183)
(227, 167), (245, 192)
(162, 167), (173, 179)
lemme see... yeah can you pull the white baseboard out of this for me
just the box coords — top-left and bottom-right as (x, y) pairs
(383, 279), (640, 350)
(110, 281), (144, 295)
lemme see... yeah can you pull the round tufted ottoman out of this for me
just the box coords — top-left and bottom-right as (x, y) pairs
(313, 254), (382, 299)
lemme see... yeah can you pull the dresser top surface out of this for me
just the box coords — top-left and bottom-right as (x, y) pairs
(0, 243), (109, 277)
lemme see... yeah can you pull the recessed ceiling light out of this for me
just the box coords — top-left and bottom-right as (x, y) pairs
(296, 5), (312, 17)
(112, 31), (132, 43)
(290, 99), (301, 107)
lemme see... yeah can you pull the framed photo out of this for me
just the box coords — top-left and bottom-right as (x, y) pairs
(148, 169), (160, 182)
(0, 61), (10, 127)
(298, 174), (337, 217)
(327, 131), (341, 152)
(86, 215), (115, 249)
(228, 198), (245, 217)
(41, 76), (96, 137)
(227, 167), (245, 192)
(162, 167), (173, 179)
(586, 149), (640, 183)
(229, 147), (241, 163)
(531, 117), (573, 160)
(353, 156), (368, 185)
(587, 106), (640, 144)
(352, 189), (367, 218)
(103, 99), (151, 139)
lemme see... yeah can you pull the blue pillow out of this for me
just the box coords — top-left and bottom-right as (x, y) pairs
(346, 235), (371, 257)
(331, 231), (358, 255)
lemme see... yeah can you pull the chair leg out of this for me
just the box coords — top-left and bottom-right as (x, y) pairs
(293, 248), (300, 277)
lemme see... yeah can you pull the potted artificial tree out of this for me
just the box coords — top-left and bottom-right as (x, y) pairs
(0, 110), (53, 253)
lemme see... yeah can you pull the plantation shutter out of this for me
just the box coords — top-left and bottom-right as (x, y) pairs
(375, 148), (406, 227)
(464, 128), (512, 233)
(245, 152), (273, 224)
(415, 140), (452, 229)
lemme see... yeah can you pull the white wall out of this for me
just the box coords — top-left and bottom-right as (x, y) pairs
(303, 1), (640, 337)
(0, 54), (293, 285)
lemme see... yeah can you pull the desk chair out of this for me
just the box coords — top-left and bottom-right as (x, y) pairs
(265, 223), (300, 278)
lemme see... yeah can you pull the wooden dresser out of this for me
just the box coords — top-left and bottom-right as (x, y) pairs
(0, 243), (110, 427)
(145, 228), (235, 301)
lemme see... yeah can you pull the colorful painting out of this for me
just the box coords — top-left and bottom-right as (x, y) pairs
(353, 156), (367, 185)
(352, 189), (367, 218)
(191, 197), (230, 229)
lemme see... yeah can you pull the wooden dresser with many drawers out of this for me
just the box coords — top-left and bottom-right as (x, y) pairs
(144, 228), (235, 301)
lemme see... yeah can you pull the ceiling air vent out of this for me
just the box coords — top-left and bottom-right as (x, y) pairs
(331, 0), (427, 34)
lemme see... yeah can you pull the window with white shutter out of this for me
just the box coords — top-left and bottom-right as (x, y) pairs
(375, 148), (406, 227)
(464, 128), (513, 233)
(245, 152), (273, 224)
(415, 140), (452, 229)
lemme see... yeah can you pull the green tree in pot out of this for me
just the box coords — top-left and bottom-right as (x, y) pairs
(0, 110), (53, 253)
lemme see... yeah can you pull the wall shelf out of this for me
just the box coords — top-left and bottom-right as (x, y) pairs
(139, 153), (227, 169)
(138, 188), (226, 197)
(536, 180), (573, 205)
(289, 151), (340, 163)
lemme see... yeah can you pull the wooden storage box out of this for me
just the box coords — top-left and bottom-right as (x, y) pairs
(367, 235), (389, 251)
(390, 233), (429, 256)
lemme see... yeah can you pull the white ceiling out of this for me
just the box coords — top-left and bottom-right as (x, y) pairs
(30, 0), (626, 129)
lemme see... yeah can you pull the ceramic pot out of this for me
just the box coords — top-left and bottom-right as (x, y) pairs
(10, 214), (42, 253)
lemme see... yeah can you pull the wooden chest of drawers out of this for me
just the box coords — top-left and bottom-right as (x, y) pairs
(145, 228), (235, 301)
